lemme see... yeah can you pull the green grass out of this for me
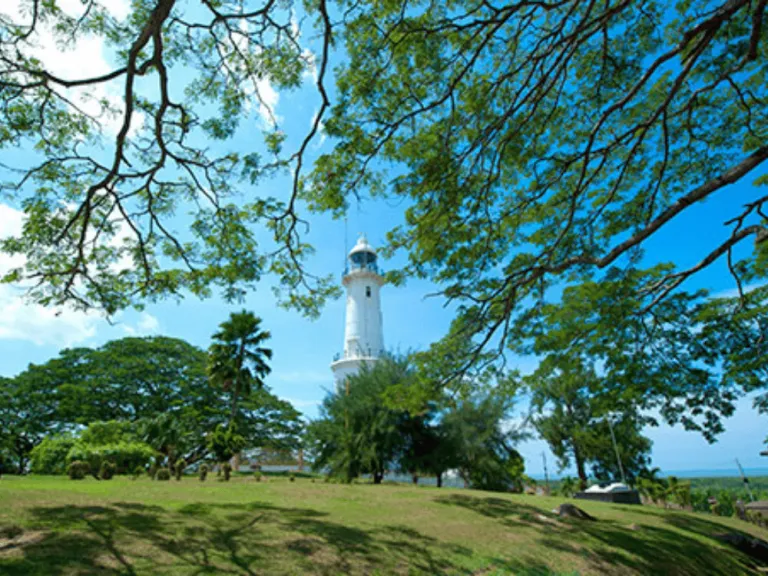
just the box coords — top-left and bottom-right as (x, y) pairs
(0, 475), (766, 575)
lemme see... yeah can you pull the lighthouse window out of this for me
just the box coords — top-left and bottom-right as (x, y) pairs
(366, 286), (371, 298)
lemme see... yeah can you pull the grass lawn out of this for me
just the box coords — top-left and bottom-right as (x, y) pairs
(0, 475), (766, 575)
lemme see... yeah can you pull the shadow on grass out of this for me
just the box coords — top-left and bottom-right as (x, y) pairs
(0, 499), (545, 575)
(436, 493), (762, 576)
(435, 493), (561, 530)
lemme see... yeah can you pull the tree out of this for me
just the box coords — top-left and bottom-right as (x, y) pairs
(207, 423), (246, 479)
(208, 310), (273, 424)
(527, 356), (652, 488)
(558, 477), (578, 499)
(0, 374), (62, 473)
(309, 356), (413, 483)
(0, 335), (298, 470)
(0, 0), (338, 316)
(441, 393), (526, 492)
(304, 0), (768, 423)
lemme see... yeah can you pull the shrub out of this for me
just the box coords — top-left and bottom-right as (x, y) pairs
(100, 461), (117, 480)
(156, 468), (171, 481)
(29, 435), (76, 475)
(175, 459), (186, 481)
(222, 462), (232, 482)
(132, 465), (144, 479)
(68, 460), (90, 480)
(199, 464), (208, 482)
(67, 441), (156, 475)
(289, 473), (295, 482)
(254, 471), (262, 482)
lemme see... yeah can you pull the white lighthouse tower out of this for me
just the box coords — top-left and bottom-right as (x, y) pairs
(330, 234), (385, 384)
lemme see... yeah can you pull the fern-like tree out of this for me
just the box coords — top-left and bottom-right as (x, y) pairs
(208, 311), (273, 425)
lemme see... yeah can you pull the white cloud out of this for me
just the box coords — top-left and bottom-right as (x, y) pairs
(121, 312), (160, 336)
(254, 77), (280, 127)
(311, 108), (327, 148)
(1, 0), (142, 137)
(710, 282), (765, 300)
(284, 398), (321, 409)
(0, 203), (156, 347)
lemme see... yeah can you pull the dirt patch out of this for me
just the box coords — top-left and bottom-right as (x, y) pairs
(0, 530), (47, 556)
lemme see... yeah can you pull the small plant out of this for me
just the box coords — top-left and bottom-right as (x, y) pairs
(132, 465), (144, 479)
(289, 473), (295, 482)
(311, 478), (316, 484)
(199, 463), (208, 482)
(99, 461), (117, 480)
(324, 476), (331, 483)
(148, 464), (158, 480)
(254, 471), (262, 482)
(68, 460), (90, 480)
(175, 459), (186, 481)
(156, 468), (171, 481)
(222, 462), (232, 481)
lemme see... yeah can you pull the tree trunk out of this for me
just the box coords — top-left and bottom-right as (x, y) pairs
(436, 472), (443, 488)
(230, 340), (246, 425)
(231, 380), (240, 424)
(573, 445), (588, 491)
(373, 471), (383, 484)
(412, 473), (419, 485)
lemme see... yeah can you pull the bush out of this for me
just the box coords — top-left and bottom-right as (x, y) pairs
(100, 461), (117, 480)
(132, 465), (144, 479)
(67, 441), (156, 476)
(29, 435), (76, 475)
(222, 462), (232, 482)
(156, 468), (171, 481)
(289, 473), (295, 482)
(68, 460), (90, 480)
(254, 471), (262, 482)
(175, 459), (186, 481)
(199, 464), (208, 482)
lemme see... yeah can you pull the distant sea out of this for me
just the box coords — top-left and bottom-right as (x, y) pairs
(528, 467), (768, 481)
(252, 464), (768, 483)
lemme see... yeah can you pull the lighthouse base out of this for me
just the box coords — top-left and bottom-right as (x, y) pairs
(330, 356), (379, 388)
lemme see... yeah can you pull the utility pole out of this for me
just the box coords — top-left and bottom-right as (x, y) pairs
(542, 452), (550, 494)
(607, 416), (627, 485)
(735, 458), (755, 502)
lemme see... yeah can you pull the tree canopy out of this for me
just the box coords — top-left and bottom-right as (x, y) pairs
(0, 334), (301, 472)
(308, 355), (527, 490)
(0, 0), (337, 315)
(302, 0), (768, 431)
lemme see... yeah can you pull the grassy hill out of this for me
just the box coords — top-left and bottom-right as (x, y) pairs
(0, 475), (766, 575)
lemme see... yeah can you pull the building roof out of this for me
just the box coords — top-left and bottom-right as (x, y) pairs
(349, 234), (376, 256)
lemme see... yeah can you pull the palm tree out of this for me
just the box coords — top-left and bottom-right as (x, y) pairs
(208, 311), (273, 425)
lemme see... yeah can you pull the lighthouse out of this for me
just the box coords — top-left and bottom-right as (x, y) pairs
(331, 234), (385, 384)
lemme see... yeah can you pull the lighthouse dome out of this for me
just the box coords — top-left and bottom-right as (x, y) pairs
(348, 234), (378, 268)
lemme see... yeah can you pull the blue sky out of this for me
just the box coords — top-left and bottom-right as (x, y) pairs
(0, 0), (766, 478)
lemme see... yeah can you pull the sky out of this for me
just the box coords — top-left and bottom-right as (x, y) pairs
(0, 0), (766, 479)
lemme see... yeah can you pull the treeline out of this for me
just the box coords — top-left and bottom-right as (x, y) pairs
(0, 311), (301, 478)
(306, 356), (528, 491)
